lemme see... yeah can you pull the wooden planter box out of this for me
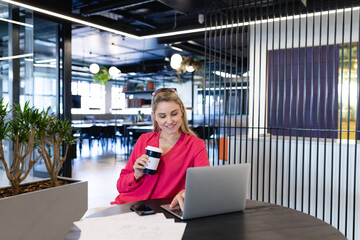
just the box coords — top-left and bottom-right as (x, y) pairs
(0, 177), (88, 240)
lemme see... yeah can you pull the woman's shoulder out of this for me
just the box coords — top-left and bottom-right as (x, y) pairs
(183, 132), (205, 145)
(137, 131), (159, 143)
(141, 131), (157, 139)
(133, 131), (159, 151)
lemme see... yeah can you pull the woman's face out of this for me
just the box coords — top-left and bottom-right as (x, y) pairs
(152, 101), (183, 135)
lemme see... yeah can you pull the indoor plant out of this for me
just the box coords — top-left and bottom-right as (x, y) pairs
(38, 114), (77, 187)
(175, 56), (203, 83)
(93, 66), (110, 86)
(0, 100), (87, 240)
(0, 100), (44, 195)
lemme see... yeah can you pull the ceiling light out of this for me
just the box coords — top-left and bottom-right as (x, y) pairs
(35, 58), (56, 64)
(170, 54), (182, 70)
(89, 63), (100, 74)
(198, 13), (204, 24)
(198, 86), (248, 91)
(33, 63), (56, 68)
(213, 71), (242, 79)
(139, 7), (360, 39)
(109, 66), (121, 77)
(170, 61), (181, 70)
(169, 45), (183, 52)
(3, 0), (359, 40)
(0, 0), (138, 39)
(186, 65), (194, 73)
(0, 53), (33, 61)
(0, 17), (33, 27)
(243, 72), (250, 77)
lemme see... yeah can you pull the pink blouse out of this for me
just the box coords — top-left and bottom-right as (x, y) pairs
(112, 131), (210, 205)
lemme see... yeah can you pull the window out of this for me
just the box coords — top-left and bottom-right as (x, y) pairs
(71, 81), (105, 114)
(111, 84), (126, 112)
(339, 44), (358, 140)
(198, 84), (248, 117)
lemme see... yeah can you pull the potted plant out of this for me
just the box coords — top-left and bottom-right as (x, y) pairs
(0, 100), (87, 240)
(38, 114), (77, 187)
(0, 100), (43, 195)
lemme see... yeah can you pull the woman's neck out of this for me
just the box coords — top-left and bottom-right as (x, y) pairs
(160, 131), (181, 143)
(159, 131), (181, 155)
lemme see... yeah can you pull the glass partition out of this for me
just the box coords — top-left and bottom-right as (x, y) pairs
(0, 3), (36, 184)
(32, 17), (60, 114)
(0, 2), (65, 183)
(32, 17), (62, 177)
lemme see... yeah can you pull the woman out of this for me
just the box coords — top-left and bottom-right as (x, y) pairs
(112, 88), (210, 210)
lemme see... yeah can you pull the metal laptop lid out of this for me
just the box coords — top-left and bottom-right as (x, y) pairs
(161, 164), (250, 220)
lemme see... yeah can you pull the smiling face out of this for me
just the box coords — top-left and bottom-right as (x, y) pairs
(152, 101), (183, 136)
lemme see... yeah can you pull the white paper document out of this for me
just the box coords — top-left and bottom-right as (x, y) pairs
(74, 212), (187, 240)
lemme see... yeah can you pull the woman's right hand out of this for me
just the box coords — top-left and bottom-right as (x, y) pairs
(133, 154), (149, 180)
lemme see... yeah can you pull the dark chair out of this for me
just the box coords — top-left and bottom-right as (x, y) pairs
(115, 125), (125, 144)
(88, 126), (103, 149)
(102, 126), (117, 150)
(128, 129), (142, 147)
(75, 127), (92, 155)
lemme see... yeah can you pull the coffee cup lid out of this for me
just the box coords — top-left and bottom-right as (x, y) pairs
(146, 146), (163, 153)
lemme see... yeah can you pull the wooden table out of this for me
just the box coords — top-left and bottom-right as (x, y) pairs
(66, 198), (345, 240)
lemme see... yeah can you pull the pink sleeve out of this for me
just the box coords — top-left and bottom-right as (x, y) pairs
(116, 135), (145, 193)
(193, 139), (210, 167)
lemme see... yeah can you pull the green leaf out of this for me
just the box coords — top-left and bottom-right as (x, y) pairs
(93, 66), (110, 86)
(0, 98), (9, 140)
(9, 101), (43, 144)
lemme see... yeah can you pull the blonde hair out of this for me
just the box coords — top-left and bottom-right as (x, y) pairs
(151, 88), (196, 136)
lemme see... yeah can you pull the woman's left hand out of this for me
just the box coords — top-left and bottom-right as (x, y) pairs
(170, 189), (185, 211)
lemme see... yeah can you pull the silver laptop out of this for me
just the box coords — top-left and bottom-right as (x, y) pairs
(161, 164), (250, 220)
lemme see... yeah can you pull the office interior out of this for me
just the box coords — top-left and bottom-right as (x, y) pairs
(0, 0), (359, 239)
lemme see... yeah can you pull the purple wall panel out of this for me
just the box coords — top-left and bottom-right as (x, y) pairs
(267, 46), (339, 138)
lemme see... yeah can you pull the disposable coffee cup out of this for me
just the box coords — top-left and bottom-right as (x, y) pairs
(143, 146), (163, 175)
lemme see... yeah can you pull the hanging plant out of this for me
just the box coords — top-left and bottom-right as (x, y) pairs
(175, 57), (203, 83)
(93, 66), (110, 86)
(177, 57), (202, 73)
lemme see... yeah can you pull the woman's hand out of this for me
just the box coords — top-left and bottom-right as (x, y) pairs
(170, 189), (185, 211)
(133, 154), (149, 180)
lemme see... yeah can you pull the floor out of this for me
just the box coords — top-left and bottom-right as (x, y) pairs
(72, 138), (128, 211)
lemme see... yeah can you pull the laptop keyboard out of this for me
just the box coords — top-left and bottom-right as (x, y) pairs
(172, 207), (183, 217)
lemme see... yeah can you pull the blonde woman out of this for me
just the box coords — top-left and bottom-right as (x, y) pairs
(112, 88), (209, 210)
